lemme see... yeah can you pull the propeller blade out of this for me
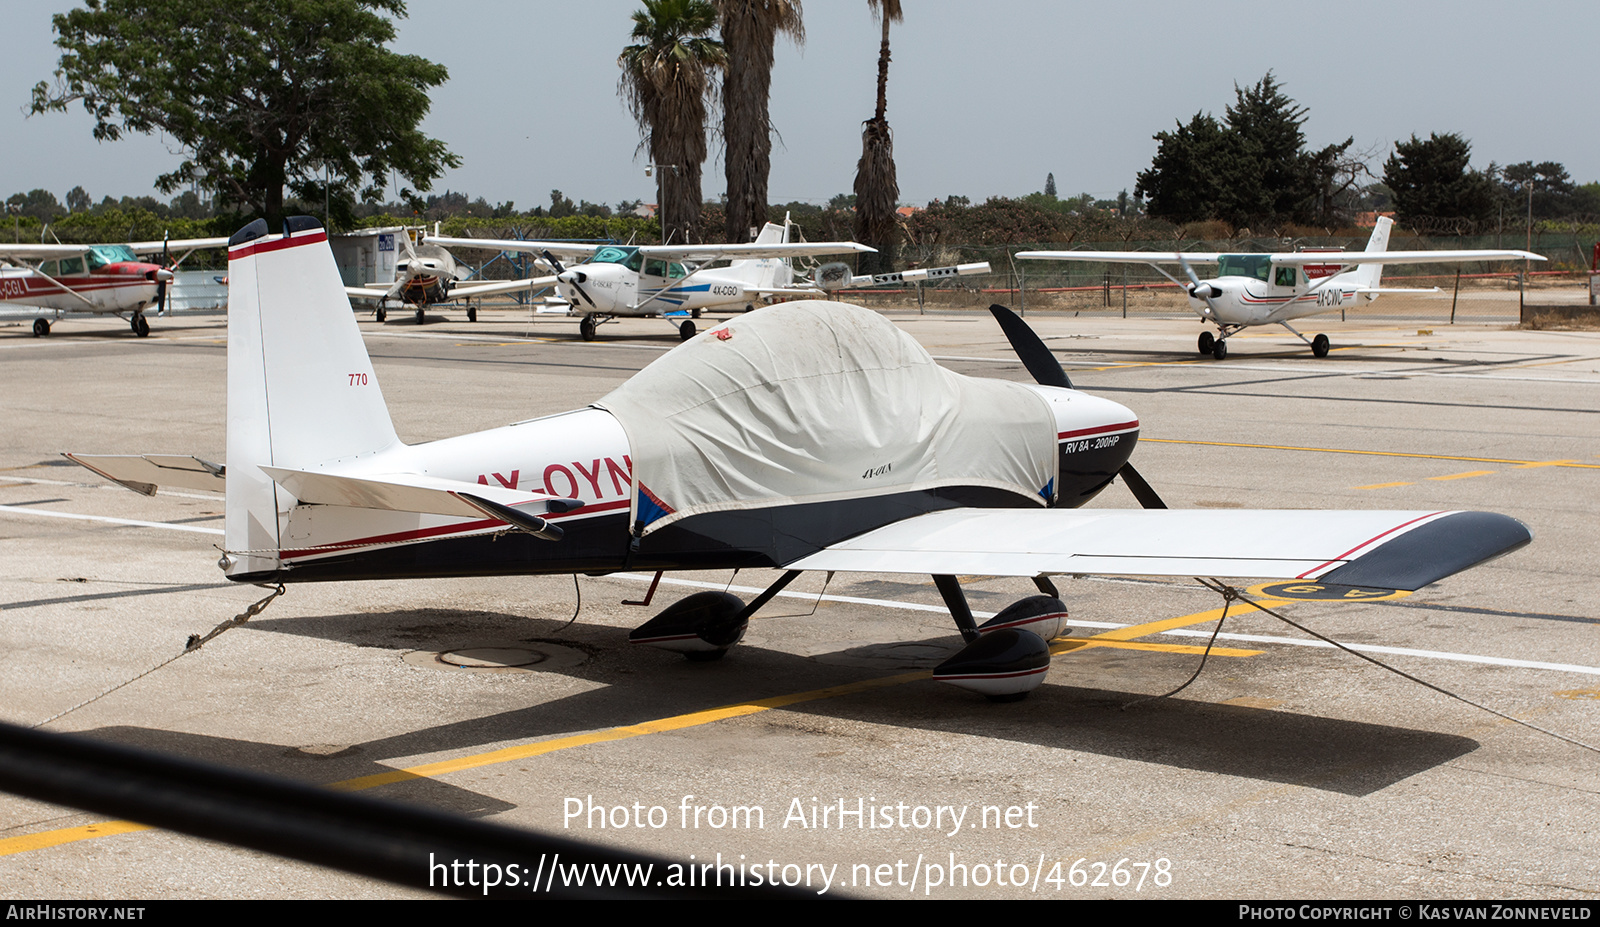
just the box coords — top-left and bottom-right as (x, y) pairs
(540, 249), (565, 274)
(1118, 462), (1167, 510)
(987, 304), (1072, 389)
(156, 280), (167, 316)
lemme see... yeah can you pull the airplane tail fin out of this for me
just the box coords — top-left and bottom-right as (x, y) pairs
(723, 214), (792, 290)
(223, 217), (400, 578)
(1352, 216), (1393, 290)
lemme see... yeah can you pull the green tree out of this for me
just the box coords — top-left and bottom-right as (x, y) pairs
(1499, 161), (1580, 219)
(32, 0), (459, 228)
(717, 0), (803, 243)
(4, 190), (67, 224)
(1135, 73), (1351, 228)
(1044, 172), (1056, 198)
(65, 186), (91, 213)
(1382, 133), (1497, 226)
(619, 0), (726, 245)
(852, 0), (902, 273)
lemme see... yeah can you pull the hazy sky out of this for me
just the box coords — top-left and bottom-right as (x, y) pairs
(6, 1), (1594, 212)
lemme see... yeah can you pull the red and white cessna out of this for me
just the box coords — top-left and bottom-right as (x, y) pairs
(1, 236), (229, 337)
(68, 217), (1532, 701)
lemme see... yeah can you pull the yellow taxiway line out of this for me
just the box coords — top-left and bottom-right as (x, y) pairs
(0, 602), (1259, 858)
(1144, 438), (1600, 471)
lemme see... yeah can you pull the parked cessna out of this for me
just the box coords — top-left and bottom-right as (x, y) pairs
(432, 218), (872, 341)
(340, 227), (556, 325)
(1019, 218), (1544, 359)
(1, 236), (229, 336)
(68, 217), (1531, 701)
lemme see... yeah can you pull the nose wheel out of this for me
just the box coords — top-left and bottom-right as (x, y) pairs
(1197, 331), (1214, 355)
(580, 313), (598, 341)
(131, 313), (150, 337)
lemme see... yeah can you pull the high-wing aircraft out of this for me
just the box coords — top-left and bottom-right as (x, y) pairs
(433, 218), (873, 341)
(68, 217), (1532, 701)
(1018, 218), (1544, 359)
(1, 236), (230, 336)
(339, 227), (557, 325)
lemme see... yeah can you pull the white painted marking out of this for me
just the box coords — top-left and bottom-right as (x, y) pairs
(0, 505), (223, 535)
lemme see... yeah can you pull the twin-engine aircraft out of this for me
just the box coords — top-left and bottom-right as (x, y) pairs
(1019, 218), (1544, 359)
(67, 217), (1532, 701)
(1, 236), (229, 336)
(340, 227), (557, 325)
(433, 219), (872, 341)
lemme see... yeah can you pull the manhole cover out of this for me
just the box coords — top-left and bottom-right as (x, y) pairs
(403, 643), (586, 673)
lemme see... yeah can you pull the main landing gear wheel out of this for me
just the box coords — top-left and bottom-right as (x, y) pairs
(375, 307), (386, 322)
(1211, 339), (1227, 360)
(415, 308), (426, 325)
(467, 306), (477, 322)
(132, 314), (150, 337)
(579, 314), (598, 342)
(32, 319), (49, 337)
(1197, 331), (1214, 355)
(1312, 333), (1330, 358)
(679, 320), (696, 341)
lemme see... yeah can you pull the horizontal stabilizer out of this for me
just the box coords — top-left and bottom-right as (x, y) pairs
(786, 508), (1529, 591)
(65, 453), (225, 496)
(258, 466), (581, 521)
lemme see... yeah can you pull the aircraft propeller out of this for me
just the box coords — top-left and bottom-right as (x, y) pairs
(987, 304), (1167, 510)
(545, 249), (596, 308)
(1177, 253), (1222, 318)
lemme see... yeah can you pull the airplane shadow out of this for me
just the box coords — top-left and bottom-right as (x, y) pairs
(150, 604), (1485, 809)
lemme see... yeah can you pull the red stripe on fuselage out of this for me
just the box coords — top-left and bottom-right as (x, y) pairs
(1058, 420), (1139, 440)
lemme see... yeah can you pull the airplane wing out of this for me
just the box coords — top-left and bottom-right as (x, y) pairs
(447, 275), (560, 298)
(1268, 250), (1543, 265)
(1018, 250), (1544, 266)
(426, 237), (605, 261)
(637, 242), (875, 263)
(345, 286), (397, 300)
(1017, 251), (1224, 265)
(125, 237), (232, 255)
(785, 508), (1530, 592)
(0, 244), (91, 262)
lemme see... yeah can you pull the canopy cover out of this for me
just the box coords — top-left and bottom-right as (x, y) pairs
(594, 301), (1058, 534)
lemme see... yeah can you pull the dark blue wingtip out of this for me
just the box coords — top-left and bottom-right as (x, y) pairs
(1319, 511), (1532, 591)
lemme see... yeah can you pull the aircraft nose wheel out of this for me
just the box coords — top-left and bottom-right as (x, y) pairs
(32, 319), (50, 337)
(1211, 338), (1227, 360)
(415, 308), (426, 325)
(467, 306), (477, 322)
(579, 314), (598, 341)
(1312, 333), (1330, 358)
(679, 320), (696, 341)
(132, 314), (150, 337)
(375, 307), (386, 323)
(1197, 331), (1214, 355)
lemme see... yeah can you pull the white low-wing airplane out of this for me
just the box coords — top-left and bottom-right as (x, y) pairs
(1, 236), (230, 336)
(1019, 218), (1544, 359)
(432, 218), (873, 341)
(67, 217), (1532, 701)
(340, 227), (557, 325)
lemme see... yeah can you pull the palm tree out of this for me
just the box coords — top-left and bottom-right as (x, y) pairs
(716, 0), (804, 243)
(852, 0), (901, 273)
(619, 0), (726, 244)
